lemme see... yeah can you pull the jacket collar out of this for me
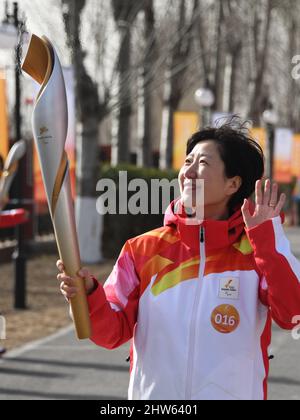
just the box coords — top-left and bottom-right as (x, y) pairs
(164, 198), (248, 252)
(164, 198), (285, 252)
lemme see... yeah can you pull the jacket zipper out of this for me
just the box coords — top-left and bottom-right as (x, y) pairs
(185, 225), (206, 400)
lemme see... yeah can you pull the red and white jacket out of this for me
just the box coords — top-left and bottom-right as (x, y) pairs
(87, 199), (300, 400)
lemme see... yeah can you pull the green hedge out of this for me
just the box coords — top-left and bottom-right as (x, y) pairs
(99, 164), (179, 258)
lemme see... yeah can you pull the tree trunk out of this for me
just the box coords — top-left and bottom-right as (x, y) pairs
(111, 0), (143, 165)
(228, 45), (242, 113)
(137, 68), (154, 168)
(159, 70), (176, 170)
(213, 0), (225, 112)
(159, 0), (189, 170)
(249, 0), (272, 124)
(137, 0), (156, 168)
(62, 0), (103, 263)
(193, 0), (211, 87)
(113, 27), (132, 164)
(288, 12), (298, 129)
(159, 107), (175, 170)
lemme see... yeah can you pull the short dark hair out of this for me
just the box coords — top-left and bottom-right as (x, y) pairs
(186, 118), (265, 214)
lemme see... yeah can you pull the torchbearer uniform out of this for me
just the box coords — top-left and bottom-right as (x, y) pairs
(87, 198), (300, 400)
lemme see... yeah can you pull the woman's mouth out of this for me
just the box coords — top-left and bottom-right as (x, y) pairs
(183, 180), (201, 191)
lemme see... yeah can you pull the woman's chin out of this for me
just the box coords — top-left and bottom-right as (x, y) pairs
(181, 193), (200, 209)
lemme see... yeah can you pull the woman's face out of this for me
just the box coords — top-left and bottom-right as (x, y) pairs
(178, 140), (242, 210)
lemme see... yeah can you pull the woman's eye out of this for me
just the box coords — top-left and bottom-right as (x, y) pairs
(200, 161), (207, 165)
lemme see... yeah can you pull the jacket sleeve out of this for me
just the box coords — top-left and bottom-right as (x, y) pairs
(245, 215), (300, 330)
(87, 240), (140, 349)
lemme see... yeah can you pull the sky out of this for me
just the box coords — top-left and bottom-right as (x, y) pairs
(0, 0), (69, 135)
(0, 0), (67, 61)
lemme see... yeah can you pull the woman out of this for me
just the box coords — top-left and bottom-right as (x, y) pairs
(57, 122), (300, 400)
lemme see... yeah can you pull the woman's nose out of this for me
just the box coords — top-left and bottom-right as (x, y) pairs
(184, 164), (198, 179)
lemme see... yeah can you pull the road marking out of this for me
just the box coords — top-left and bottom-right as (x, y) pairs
(1, 325), (74, 361)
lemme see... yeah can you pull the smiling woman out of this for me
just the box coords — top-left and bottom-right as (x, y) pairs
(57, 119), (300, 401)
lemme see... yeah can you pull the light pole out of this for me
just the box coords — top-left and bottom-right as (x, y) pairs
(262, 108), (278, 182)
(194, 87), (215, 128)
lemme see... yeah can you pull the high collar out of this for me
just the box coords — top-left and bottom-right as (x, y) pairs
(164, 198), (267, 252)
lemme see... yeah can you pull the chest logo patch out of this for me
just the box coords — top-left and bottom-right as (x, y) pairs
(211, 304), (240, 334)
(219, 277), (239, 300)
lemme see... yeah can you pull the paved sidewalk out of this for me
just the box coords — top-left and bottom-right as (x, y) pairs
(0, 326), (130, 400)
(268, 225), (300, 400)
(283, 226), (300, 258)
(0, 226), (300, 400)
(269, 325), (300, 400)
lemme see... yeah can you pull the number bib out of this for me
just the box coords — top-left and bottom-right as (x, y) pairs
(211, 304), (240, 334)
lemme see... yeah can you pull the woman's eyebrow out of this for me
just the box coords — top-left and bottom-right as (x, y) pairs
(186, 153), (213, 159)
(199, 153), (213, 159)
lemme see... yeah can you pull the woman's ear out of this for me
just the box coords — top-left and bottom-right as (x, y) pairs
(227, 176), (242, 196)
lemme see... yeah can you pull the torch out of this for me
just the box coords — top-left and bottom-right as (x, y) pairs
(0, 140), (26, 211)
(22, 34), (91, 339)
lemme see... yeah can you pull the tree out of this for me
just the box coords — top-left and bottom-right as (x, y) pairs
(192, 0), (226, 112)
(223, 0), (244, 113)
(248, 0), (274, 124)
(62, 0), (106, 263)
(60, 0), (148, 260)
(159, 0), (194, 170)
(111, 0), (143, 165)
(281, 0), (300, 130)
(137, 0), (157, 168)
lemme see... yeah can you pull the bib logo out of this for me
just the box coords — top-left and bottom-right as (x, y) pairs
(219, 277), (239, 300)
(211, 304), (240, 334)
